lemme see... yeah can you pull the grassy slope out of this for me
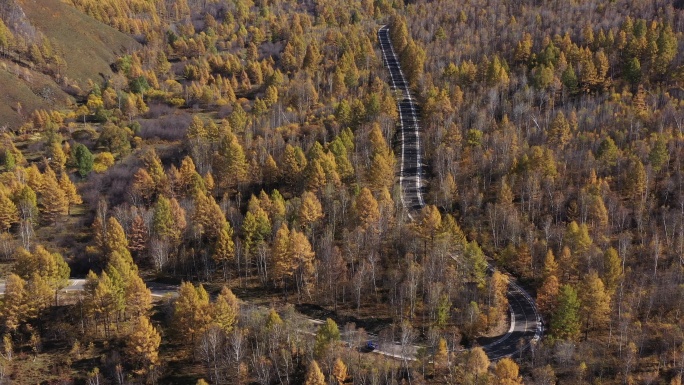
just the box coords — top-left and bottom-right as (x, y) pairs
(0, 0), (140, 129)
(16, 0), (140, 86)
(0, 64), (72, 129)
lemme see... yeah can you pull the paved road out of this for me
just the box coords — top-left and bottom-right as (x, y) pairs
(378, 25), (542, 361)
(378, 25), (425, 218)
(0, 279), (176, 298)
(0, 279), (86, 294)
(0, 27), (543, 363)
(0, 277), (429, 361)
(0, 276), (420, 360)
(481, 271), (543, 360)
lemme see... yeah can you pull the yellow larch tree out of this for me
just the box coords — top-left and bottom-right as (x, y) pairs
(494, 357), (523, 385)
(0, 189), (19, 231)
(212, 286), (239, 334)
(126, 315), (161, 376)
(354, 187), (380, 232)
(298, 190), (323, 231)
(174, 282), (212, 344)
(40, 165), (68, 224)
(58, 172), (82, 215)
(304, 360), (326, 385)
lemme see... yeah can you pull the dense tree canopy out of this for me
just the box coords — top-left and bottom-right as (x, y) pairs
(1, 0), (684, 382)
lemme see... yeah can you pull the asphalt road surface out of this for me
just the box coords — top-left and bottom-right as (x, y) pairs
(481, 274), (543, 360)
(378, 25), (425, 217)
(378, 25), (542, 361)
(0, 27), (543, 362)
(0, 277), (421, 360)
(0, 279), (176, 298)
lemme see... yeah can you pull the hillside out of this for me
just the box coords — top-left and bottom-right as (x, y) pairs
(0, 62), (72, 130)
(15, 0), (140, 86)
(0, 0), (139, 129)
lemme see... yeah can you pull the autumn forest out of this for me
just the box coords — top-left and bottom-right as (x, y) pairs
(0, 0), (684, 384)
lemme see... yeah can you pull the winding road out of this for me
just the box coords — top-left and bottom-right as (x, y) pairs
(0, 279), (179, 298)
(378, 25), (543, 360)
(0, 25), (542, 365)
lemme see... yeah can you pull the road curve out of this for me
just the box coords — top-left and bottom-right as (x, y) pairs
(0, 277), (421, 360)
(377, 25), (542, 361)
(482, 271), (543, 360)
(0, 27), (543, 362)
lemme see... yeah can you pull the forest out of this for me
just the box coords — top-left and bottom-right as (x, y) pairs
(0, 0), (684, 384)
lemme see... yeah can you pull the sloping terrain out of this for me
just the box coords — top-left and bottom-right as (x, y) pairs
(0, 62), (72, 129)
(15, 0), (140, 86)
(0, 0), (140, 129)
